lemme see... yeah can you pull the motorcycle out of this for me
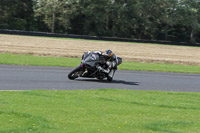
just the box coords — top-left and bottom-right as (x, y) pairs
(68, 51), (122, 81)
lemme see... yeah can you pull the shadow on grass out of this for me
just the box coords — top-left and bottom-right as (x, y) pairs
(75, 79), (140, 86)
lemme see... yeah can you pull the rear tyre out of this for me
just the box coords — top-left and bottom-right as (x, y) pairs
(107, 76), (113, 82)
(68, 65), (82, 80)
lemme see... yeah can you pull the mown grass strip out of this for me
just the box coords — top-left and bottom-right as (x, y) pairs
(0, 89), (200, 133)
(120, 61), (200, 74)
(1, 53), (200, 74)
(0, 53), (80, 67)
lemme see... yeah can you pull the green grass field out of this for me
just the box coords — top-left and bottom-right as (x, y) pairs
(1, 53), (200, 74)
(0, 89), (200, 133)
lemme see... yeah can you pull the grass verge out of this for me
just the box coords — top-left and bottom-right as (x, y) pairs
(0, 89), (200, 133)
(1, 53), (200, 74)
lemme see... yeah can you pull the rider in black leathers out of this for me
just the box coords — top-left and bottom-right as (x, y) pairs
(95, 50), (118, 77)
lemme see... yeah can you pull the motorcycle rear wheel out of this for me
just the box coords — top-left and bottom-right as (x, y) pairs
(107, 76), (113, 81)
(68, 65), (82, 80)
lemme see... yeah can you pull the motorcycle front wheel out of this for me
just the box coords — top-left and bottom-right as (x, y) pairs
(68, 65), (82, 80)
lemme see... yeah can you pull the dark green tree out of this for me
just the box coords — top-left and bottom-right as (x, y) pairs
(175, 0), (200, 43)
(0, 0), (35, 30)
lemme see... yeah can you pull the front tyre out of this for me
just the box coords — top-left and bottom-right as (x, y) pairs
(68, 65), (82, 80)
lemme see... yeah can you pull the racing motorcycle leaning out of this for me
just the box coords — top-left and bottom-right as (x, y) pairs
(68, 51), (122, 81)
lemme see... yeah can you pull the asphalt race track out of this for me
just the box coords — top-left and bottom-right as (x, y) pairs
(0, 64), (200, 92)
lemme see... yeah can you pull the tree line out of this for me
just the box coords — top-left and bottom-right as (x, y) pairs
(0, 0), (200, 44)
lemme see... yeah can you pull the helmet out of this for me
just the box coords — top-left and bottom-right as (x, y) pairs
(105, 50), (113, 57)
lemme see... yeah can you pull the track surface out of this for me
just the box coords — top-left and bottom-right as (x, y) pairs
(0, 64), (200, 92)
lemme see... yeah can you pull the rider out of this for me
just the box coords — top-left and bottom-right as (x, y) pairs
(96, 50), (118, 75)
